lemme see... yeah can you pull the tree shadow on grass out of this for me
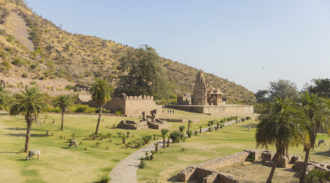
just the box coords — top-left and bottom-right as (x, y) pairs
(0, 151), (20, 154)
(16, 158), (28, 162)
(282, 168), (301, 178)
(6, 133), (48, 137)
(240, 123), (257, 128)
(167, 175), (179, 182)
(6, 127), (26, 130)
(313, 150), (330, 157)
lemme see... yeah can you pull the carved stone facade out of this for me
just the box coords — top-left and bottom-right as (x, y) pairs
(181, 72), (226, 106)
(173, 73), (254, 115)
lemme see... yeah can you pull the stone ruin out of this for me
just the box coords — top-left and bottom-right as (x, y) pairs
(177, 72), (227, 106)
(170, 73), (254, 115)
(116, 120), (148, 130)
(116, 110), (167, 130)
(177, 149), (330, 183)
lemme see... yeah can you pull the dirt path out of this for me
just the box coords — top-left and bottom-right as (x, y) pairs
(109, 120), (238, 183)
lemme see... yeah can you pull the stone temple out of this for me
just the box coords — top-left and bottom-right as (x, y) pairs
(173, 72), (253, 115)
(192, 72), (226, 106)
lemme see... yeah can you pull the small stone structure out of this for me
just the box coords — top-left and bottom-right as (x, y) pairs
(171, 73), (254, 115)
(108, 95), (162, 117)
(177, 149), (328, 183)
(117, 111), (166, 130)
(177, 94), (192, 105)
(293, 160), (330, 175)
(117, 120), (148, 130)
(77, 94), (162, 116)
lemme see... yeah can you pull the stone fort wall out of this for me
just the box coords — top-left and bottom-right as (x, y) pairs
(108, 96), (162, 116)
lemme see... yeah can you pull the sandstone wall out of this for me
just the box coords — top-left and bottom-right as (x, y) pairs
(108, 96), (162, 116)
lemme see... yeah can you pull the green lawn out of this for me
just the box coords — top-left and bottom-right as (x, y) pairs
(137, 120), (330, 183)
(0, 110), (232, 183)
(0, 113), (162, 183)
(1, 111), (328, 183)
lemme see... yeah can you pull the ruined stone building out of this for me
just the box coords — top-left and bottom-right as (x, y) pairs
(192, 72), (226, 106)
(177, 73), (226, 106)
(173, 72), (253, 115)
(108, 95), (162, 117)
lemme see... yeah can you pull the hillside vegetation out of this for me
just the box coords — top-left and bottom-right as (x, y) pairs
(0, 0), (256, 103)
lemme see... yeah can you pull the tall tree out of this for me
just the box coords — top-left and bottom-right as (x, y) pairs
(268, 80), (298, 100)
(298, 92), (329, 183)
(256, 98), (300, 183)
(10, 87), (47, 152)
(90, 79), (113, 136)
(307, 78), (330, 98)
(116, 45), (169, 99)
(54, 95), (74, 130)
(256, 89), (270, 103)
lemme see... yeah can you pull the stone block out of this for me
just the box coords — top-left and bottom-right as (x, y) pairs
(216, 173), (239, 183)
(277, 156), (288, 168)
(203, 172), (218, 183)
(289, 156), (300, 164)
(261, 151), (273, 162)
(176, 166), (196, 182)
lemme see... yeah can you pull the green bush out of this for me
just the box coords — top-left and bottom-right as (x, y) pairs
(0, 51), (5, 58)
(241, 118), (245, 121)
(114, 110), (123, 115)
(47, 106), (60, 112)
(142, 135), (152, 144)
(138, 160), (146, 169)
(70, 105), (97, 113)
(179, 125), (185, 132)
(21, 73), (28, 78)
(170, 131), (184, 143)
(208, 120), (215, 126)
(0, 60), (11, 72)
(12, 58), (26, 66)
(186, 130), (193, 138)
(306, 169), (329, 183)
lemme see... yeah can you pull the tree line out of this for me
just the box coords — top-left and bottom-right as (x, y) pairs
(255, 79), (329, 183)
(0, 79), (113, 153)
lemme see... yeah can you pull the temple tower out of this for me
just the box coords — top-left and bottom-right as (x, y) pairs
(192, 72), (208, 105)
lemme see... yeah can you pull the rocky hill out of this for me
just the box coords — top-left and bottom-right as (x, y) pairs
(0, 0), (256, 103)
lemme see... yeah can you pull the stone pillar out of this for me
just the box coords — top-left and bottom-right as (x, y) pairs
(142, 111), (146, 121)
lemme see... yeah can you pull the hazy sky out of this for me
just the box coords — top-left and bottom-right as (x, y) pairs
(25, 0), (330, 92)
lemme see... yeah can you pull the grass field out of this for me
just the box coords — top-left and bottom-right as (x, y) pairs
(0, 110), (235, 183)
(137, 120), (330, 183)
(0, 110), (328, 183)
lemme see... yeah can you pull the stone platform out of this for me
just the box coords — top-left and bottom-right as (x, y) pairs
(168, 104), (254, 115)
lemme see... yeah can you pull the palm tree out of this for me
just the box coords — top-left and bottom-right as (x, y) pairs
(161, 129), (169, 148)
(298, 92), (329, 183)
(256, 98), (300, 183)
(54, 95), (74, 130)
(90, 79), (113, 136)
(0, 91), (13, 112)
(10, 87), (47, 152)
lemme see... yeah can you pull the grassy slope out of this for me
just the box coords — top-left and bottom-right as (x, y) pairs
(137, 120), (330, 183)
(0, 0), (255, 103)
